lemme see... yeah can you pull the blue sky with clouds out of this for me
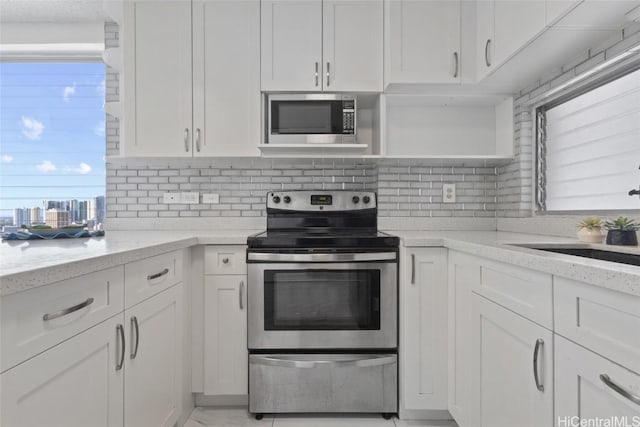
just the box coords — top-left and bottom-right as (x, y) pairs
(0, 62), (105, 217)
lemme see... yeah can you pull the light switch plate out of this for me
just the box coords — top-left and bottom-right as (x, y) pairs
(202, 193), (220, 204)
(181, 192), (200, 204)
(163, 193), (181, 204)
(443, 183), (456, 203)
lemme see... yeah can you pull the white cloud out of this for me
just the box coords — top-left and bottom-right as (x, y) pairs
(1, 155), (13, 163)
(94, 120), (105, 136)
(36, 160), (56, 173)
(74, 163), (92, 174)
(65, 162), (92, 174)
(63, 82), (76, 102)
(21, 116), (44, 140)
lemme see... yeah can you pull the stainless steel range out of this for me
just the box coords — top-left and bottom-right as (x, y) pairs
(246, 191), (399, 419)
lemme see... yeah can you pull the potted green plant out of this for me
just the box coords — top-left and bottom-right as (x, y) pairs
(576, 217), (604, 243)
(604, 217), (639, 246)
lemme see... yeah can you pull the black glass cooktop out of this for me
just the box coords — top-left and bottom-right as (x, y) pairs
(247, 230), (399, 249)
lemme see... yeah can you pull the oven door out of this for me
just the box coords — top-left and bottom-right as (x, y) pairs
(247, 251), (397, 350)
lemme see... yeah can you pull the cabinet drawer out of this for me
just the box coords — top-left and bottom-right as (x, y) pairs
(473, 257), (553, 329)
(204, 245), (246, 275)
(1, 266), (124, 372)
(125, 250), (183, 308)
(555, 335), (640, 423)
(555, 277), (640, 375)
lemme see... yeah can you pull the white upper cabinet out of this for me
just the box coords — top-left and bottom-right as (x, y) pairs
(385, 0), (461, 85)
(323, 0), (383, 91)
(123, 0), (260, 157)
(261, 0), (323, 91)
(261, 0), (383, 92)
(476, 0), (546, 81)
(194, 0), (261, 156)
(123, 1), (193, 157)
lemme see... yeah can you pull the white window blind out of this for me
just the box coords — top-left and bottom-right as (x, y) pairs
(543, 68), (640, 211)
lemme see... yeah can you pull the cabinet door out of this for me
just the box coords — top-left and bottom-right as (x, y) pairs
(555, 335), (640, 425)
(476, 0), (495, 80)
(401, 248), (448, 411)
(1, 315), (124, 427)
(203, 275), (248, 395)
(123, 1), (193, 156)
(447, 252), (480, 427)
(471, 294), (553, 427)
(124, 284), (183, 427)
(323, 0), (383, 91)
(261, 0), (323, 91)
(493, 0), (546, 66)
(193, 0), (260, 157)
(385, 0), (461, 85)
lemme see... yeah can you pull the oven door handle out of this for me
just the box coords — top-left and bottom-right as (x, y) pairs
(247, 252), (397, 262)
(252, 355), (396, 369)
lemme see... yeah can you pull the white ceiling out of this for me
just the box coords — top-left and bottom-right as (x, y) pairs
(0, 0), (107, 23)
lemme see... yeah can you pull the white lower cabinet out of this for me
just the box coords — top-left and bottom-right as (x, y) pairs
(124, 283), (184, 427)
(555, 335), (640, 424)
(203, 275), (247, 395)
(400, 248), (448, 415)
(1, 315), (124, 427)
(471, 293), (553, 427)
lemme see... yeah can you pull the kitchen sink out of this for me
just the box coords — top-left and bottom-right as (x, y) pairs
(509, 244), (640, 267)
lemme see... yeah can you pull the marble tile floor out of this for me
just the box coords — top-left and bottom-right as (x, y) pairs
(184, 408), (458, 427)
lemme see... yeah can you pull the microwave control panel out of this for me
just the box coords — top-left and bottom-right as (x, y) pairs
(342, 100), (355, 134)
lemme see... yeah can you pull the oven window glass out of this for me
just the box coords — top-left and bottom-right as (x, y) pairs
(264, 269), (380, 330)
(271, 100), (343, 134)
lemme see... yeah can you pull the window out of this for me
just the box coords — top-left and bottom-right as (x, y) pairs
(0, 62), (105, 227)
(535, 67), (640, 212)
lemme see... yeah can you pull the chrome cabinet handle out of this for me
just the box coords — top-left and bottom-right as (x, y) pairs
(326, 62), (330, 87)
(315, 62), (319, 87)
(184, 128), (190, 152)
(533, 338), (544, 391)
(239, 280), (244, 310)
(43, 297), (94, 321)
(485, 39), (492, 67)
(147, 268), (169, 281)
(116, 324), (125, 371)
(411, 254), (416, 284)
(600, 374), (640, 406)
(130, 316), (140, 360)
(453, 52), (459, 78)
(195, 128), (201, 152)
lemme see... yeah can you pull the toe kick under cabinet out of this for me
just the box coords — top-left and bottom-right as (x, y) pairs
(1, 249), (188, 427)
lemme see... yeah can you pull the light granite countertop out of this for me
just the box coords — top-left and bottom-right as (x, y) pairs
(1, 229), (639, 298)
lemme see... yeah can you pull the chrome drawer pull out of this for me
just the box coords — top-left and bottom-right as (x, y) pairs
(533, 338), (544, 391)
(147, 268), (169, 281)
(600, 374), (640, 406)
(239, 280), (244, 310)
(43, 297), (94, 321)
(411, 254), (416, 284)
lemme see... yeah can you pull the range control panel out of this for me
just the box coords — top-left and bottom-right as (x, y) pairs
(267, 191), (376, 211)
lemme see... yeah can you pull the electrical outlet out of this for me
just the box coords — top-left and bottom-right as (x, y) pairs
(443, 183), (456, 203)
(181, 192), (199, 204)
(163, 193), (181, 204)
(202, 193), (220, 204)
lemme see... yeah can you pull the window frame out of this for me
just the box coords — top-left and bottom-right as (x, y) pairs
(532, 59), (640, 215)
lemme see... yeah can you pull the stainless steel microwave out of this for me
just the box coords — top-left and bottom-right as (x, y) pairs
(266, 94), (356, 144)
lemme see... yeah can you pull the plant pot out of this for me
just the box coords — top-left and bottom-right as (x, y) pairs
(576, 227), (605, 243)
(605, 230), (638, 246)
